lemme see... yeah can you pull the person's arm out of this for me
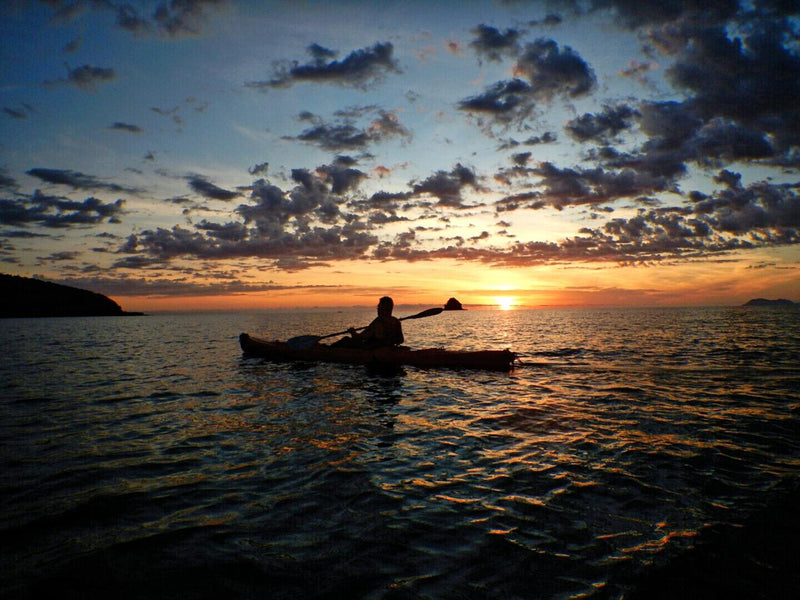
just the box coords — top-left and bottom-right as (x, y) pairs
(350, 319), (377, 341)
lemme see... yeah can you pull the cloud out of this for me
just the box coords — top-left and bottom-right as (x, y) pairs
(662, 20), (800, 158)
(249, 162), (269, 176)
(111, 0), (227, 37)
(315, 159), (368, 195)
(246, 42), (400, 90)
(0, 169), (18, 191)
(0, 190), (125, 229)
(108, 122), (143, 133)
(565, 104), (640, 142)
(47, 64), (116, 91)
(186, 176), (240, 201)
(49, 274), (355, 298)
(284, 108), (411, 151)
(469, 24), (523, 63)
(236, 159), (368, 234)
(62, 35), (82, 53)
(529, 13), (564, 27)
(289, 121), (371, 151)
(116, 222), (379, 266)
(3, 103), (34, 120)
(410, 163), (484, 208)
(513, 38), (596, 101)
(618, 60), (659, 85)
(38, 250), (81, 262)
(459, 38), (595, 129)
(529, 161), (678, 209)
(26, 168), (141, 194)
(580, 0), (740, 29)
(458, 78), (535, 124)
(153, 0), (227, 37)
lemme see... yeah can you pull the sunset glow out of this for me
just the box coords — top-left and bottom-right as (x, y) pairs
(495, 297), (517, 311)
(1, 1), (798, 310)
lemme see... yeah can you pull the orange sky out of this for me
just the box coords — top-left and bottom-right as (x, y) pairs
(113, 251), (799, 312)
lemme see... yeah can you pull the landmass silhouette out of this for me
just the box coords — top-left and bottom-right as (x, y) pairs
(444, 297), (464, 310)
(742, 298), (797, 307)
(0, 274), (143, 318)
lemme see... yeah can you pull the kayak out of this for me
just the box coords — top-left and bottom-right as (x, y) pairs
(239, 333), (515, 371)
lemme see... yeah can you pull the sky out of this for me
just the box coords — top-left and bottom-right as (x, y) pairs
(1, 0), (799, 311)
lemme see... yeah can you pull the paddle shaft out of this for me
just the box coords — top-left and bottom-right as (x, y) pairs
(315, 307), (443, 341)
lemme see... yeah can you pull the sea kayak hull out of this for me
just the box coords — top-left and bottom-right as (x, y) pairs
(239, 333), (515, 371)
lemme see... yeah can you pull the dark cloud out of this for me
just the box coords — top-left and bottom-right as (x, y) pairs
(290, 121), (371, 151)
(495, 191), (546, 212)
(0, 190), (125, 229)
(514, 38), (596, 101)
(512, 152), (532, 166)
(663, 21), (800, 156)
(49, 275), (347, 298)
(411, 164), (483, 208)
(529, 14), (563, 27)
(584, 0), (740, 29)
(153, 0), (226, 37)
(690, 174), (800, 235)
(497, 131), (557, 150)
(249, 162), (269, 176)
(565, 104), (640, 142)
(115, 4), (151, 35)
(316, 160), (368, 195)
(3, 104), (34, 120)
(108, 122), (143, 133)
(48, 64), (116, 91)
(284, 108), (411, 151)
(247, 42), (400, 90)
(236, 159), (368, 235)
(0, 169), (18, 191)
(194, 220), (249, 241)
(116, 222), (378, 266)
(186, 176), (240, 201)
(459, 38), (595, 129)
(113, 0), (226, 37)
(530, 161), (678, 209)
(38, 250), (81, 262)
(26, 168), (141, 194)
(458, 79), (535, 124)
(62, 36), (82, 54)
(469, 24), (523, 63)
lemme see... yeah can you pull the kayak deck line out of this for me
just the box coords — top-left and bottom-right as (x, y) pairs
(239, 333), (516, 372)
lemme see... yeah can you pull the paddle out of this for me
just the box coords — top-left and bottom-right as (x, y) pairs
(287, 307), (444, 350)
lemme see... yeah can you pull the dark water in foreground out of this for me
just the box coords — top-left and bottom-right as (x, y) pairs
(1, 307), (799, 599)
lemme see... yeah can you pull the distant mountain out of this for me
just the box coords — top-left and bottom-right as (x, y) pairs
(0, 274), (143, 318)
(743, 298), (797, 307)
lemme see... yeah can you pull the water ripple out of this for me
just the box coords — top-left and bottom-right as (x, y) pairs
(1, 308), (798, 598)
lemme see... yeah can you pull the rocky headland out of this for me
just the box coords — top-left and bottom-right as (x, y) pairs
(0, 274), (143, 318)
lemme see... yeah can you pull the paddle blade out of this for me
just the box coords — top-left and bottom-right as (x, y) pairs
(286, 335), (321, 350)
(400, 307), (443, 320)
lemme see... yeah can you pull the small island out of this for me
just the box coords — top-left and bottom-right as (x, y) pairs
(0, 274), (143, 318)
(444, 297), (464, 310)
(743, 298), (797, 307)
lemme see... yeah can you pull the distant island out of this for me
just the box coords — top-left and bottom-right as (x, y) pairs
(444, 297), (464, 310)
(743, 298), (798, 307)
(0, 274), (143, 318)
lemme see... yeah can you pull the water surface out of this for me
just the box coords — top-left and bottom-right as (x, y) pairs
(1, 307), (798, 598)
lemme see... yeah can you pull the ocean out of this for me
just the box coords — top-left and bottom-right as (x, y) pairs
(1, 306), (799, 599)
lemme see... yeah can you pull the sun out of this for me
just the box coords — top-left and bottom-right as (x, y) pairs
(494, 296), (517, 311)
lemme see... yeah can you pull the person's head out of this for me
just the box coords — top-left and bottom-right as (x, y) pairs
(377, 296), (394, 317)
